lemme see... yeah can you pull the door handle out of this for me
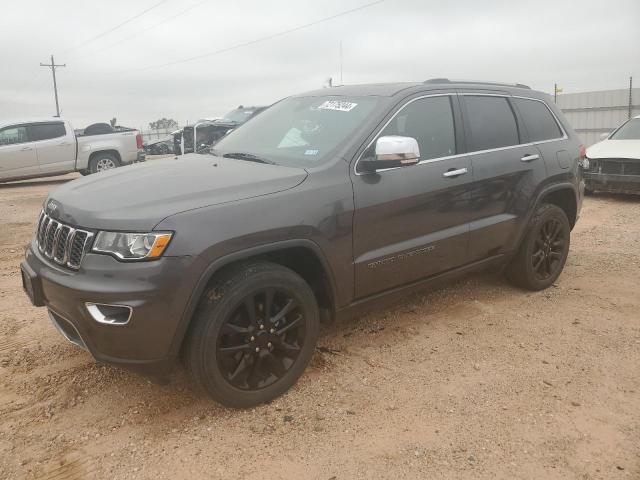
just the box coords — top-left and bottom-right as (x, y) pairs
(20, 146), (33, 151)
(521, 154), (540, 162)
(442, 167), (468, 178)
(59, 142), (71, 146)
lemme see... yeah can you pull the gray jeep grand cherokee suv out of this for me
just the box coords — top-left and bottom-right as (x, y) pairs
(21, 79), (585, 407)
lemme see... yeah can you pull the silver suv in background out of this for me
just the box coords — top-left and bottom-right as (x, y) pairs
(0, 118), (145, 182)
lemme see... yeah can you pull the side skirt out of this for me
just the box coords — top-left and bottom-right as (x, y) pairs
(335, 254), (508, 322)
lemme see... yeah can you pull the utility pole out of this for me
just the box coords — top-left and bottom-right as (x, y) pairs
(339, 41), (343, 85)
(40, 54), (66, 117)
(629, 76), (633, 120)
(553, 83), (563, 103)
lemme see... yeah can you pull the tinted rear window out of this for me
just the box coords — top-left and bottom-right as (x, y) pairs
(29, 123), (66, 141)
(514, 98), (562, 142)
(465, 96), (519, 151)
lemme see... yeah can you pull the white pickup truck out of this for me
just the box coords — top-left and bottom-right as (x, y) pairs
(0, 118), (145, 182)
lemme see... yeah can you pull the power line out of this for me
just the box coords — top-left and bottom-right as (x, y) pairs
(63, 0), (171, 54)
(40, 55), (66, 117)
(127, 0), (385, 72)
(78, 0), (211, 58)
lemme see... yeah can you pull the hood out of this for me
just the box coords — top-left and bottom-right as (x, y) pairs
(46, 154), (307, 230)
(587, 139), (640, 160)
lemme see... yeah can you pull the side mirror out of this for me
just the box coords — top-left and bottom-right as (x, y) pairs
(600, 132), (610, 140)
(359, 136), (420, 173)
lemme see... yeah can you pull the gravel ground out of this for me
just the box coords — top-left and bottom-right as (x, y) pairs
(0, 174), (638, 480)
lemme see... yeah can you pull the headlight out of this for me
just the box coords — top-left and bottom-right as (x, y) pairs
(92, 231), (172, 260)
(579, 157), (590, 169)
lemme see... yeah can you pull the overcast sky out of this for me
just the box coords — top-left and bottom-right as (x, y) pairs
(1, 0), (638, 130)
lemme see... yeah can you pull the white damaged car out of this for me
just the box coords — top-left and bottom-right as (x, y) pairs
(584, 115), (640, 194)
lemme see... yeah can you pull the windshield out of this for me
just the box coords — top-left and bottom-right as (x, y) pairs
(212, 96), (381, 167)
(610, 118), (640, 140)
(220, 108), (259, 124)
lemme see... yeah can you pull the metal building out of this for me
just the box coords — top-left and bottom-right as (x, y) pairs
(556, 87), (640, 147)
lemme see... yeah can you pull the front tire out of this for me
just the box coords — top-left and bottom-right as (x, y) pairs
(184, 261), (320, 408)
(506, 204), (571, 291)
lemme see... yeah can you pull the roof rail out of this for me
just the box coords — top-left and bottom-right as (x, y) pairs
(423, 78), (531, 89)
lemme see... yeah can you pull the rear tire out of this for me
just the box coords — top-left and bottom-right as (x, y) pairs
(506, 204), (570, 291)
(88, 153), (120, 174)
(184, 261), (320, 408)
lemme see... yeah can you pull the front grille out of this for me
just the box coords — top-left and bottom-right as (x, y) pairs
(593, 158), (640, 176)
(627, 163), (640, 175)
(35, 211), (94, 270)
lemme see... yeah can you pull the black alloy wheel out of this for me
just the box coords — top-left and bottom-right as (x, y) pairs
(217, 288), (306, 390)
(506, 203), (571, 291)
(185, 261), (319, 408)
(531, 218), (566, 281)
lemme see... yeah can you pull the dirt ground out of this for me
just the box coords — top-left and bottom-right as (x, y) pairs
(0, 173), (638, 480)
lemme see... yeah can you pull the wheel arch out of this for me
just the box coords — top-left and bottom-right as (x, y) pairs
(536, 183), (578, 229)
(89, 149), (122, 164)
(171, 239), (338, 357)
(509, 182), (578, 257)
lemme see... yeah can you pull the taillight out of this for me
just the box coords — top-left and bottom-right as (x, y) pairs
(579, 145), (586, 159)
(136, 133), (143, 149)
(578, 145), (590, 169)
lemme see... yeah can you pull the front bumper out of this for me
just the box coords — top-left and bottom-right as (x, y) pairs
(21, 243), (204, 378)
(584, 172), (640, 194)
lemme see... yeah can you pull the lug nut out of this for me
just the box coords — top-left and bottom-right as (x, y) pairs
(259, 324), (264, 330)
(267, 342), (273, 348)
(255, 347), (260, 353)
(270, 328), (275, 333)
(250, 336), (255, 341)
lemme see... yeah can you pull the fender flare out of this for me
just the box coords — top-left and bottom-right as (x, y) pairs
(511, 181), (579, 253)
(533, 181), (579, 223)
(535, 182), (578, 204)
(168, 238), (338, 357)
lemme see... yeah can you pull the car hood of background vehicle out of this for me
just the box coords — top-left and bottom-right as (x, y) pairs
(47, 154), (308, 231)
(587, 139), (640, 160)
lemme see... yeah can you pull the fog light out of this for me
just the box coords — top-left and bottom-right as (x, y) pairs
(85, 303), (132, 325)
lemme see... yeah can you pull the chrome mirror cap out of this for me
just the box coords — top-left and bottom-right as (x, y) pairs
(375, 135), (420, 163)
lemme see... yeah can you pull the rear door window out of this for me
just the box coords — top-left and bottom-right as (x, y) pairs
(0, 126), (29, 146)
(513, 98), (562, 142)
(464, 96), (520, 151)
(28, 122), (66, 141)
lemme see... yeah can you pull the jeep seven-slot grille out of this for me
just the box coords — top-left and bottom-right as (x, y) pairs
(35, 211), (93, 270)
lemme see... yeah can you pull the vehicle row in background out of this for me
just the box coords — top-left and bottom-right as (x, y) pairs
(173, 105), (267, 155)
(585, 115), (640, 194)
(143, 136), (175, 155)
(0, 118), (145, 182)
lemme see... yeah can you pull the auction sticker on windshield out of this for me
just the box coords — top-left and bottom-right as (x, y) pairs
(317, 100), (358, 112)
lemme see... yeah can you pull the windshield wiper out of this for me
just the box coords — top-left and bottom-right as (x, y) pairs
(222, 152), (276, 165)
